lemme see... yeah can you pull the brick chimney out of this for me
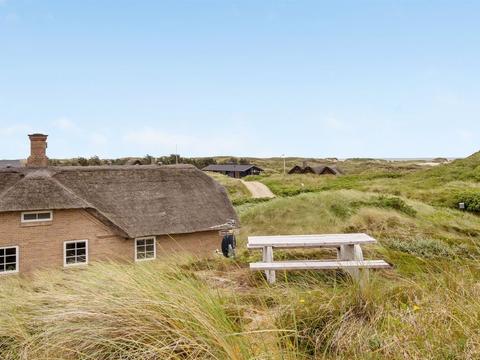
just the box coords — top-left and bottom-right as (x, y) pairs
(27, 134), (49, 167)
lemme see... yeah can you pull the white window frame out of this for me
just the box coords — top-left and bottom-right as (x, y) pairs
(63, 240), (89, 267)
(21, 210), (53, 223)
(0, 246), (19, 275)
(135, 236), (156, 262)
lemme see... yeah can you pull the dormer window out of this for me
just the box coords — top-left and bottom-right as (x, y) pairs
(21, 211), (53, 223)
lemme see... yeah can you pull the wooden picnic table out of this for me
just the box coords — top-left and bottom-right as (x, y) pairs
(248, 233), (390, 284)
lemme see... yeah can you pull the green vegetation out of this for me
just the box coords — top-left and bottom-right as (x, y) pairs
(455, 190), (480, 213)
(207, 172), (252, 203)
(3, 155), (480, 359)
(0, 262), (262, 359)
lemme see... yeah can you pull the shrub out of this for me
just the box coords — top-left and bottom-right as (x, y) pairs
(454, 191), (480, 213)
(232, 197), (272, 206)
(354, 196), (417, 217)
(385, 238), (460, 259)
(374, 196), (417, 216)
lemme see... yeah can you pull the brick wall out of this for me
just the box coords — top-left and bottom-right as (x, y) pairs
(27, 134), (49, 167)
(0, 209), (222, 275)
(157, 231), (222, 257)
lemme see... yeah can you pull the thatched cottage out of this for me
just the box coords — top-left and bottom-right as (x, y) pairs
(0, 134), (238, 275)
(288, 164), (342, 175)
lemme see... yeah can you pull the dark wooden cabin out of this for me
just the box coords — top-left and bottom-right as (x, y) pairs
(202, 164), (264, 178)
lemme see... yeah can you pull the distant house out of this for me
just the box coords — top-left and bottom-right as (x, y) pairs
(0, 160), (23, 168)
(304, 165), (341, 175)
(288, 165), (303, 174)
(202, 164), (263, 178)
(0, 134), (238, 275)
(125, 158), (143, 165)
(288, 164), (342, 175)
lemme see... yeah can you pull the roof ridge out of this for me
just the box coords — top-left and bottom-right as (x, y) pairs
(0, 172), (25, 200)
(48, 176), (91, 207)
(53, 164), (195, 172)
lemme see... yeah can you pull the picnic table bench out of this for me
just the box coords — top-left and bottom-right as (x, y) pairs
(248, 233), (390, 284)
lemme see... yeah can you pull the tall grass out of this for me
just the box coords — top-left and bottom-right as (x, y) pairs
(276, 265), (480, 359)
(2, 157), (480, 359)
(0, 262), (260, 360)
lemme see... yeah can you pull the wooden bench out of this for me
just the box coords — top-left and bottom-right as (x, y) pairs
(248, 233), (390, 284)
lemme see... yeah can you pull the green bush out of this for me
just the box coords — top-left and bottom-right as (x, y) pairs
(385, 238), (464, 258)
(455, 191), (480, 213)
(232, 197), (272, 206)
(374, 196), (417, 216)
(354, 196), (417, 216)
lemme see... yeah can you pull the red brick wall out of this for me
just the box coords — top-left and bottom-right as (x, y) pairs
(157, 231), (222, 257)
(0, 209), (222, 275)
(27, 134), (49, 167)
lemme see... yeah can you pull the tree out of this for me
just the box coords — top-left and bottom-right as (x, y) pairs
(143, 154), (154, 165)
(77, 157), (88, 166)
(88, 156), (102, 166)
(224, 157), (238, 164)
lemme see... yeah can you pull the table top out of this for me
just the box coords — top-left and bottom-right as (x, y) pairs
(247, 233), (377, 248)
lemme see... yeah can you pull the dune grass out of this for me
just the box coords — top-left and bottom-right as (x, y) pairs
(0, 262), (265, 359)
(2, 157), (480, 359)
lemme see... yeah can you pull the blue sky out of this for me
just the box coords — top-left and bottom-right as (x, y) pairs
(1, 0), (479, 159)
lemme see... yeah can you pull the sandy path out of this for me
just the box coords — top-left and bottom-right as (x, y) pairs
(241, 180), (275, 198)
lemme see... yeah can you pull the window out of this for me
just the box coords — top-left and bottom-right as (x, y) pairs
(21, 211), (52, 223)
(0, 246), (18, 274)
(135, 237), (156, 261)
(64, 240), (88, 267)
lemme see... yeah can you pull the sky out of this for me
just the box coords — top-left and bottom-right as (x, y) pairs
(0, 0), (479, 159)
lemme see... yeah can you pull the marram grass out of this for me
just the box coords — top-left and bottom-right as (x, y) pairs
(0, 261), (284, 360)
(2, 173), (480, 359)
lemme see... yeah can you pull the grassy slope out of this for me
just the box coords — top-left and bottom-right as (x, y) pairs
(206, 172), (251, 203)
(239, 189), (480, 358)
(1, 156), (480, 359)
(251, 152), (480, 208)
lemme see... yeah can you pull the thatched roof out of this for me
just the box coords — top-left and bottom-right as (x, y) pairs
(0, 160), (23, 168)
(0, 165), (238, 238)
(288, 165), (303, 174)
(288, 165), (342, 175)
(125, 158), (143, 165)
(304, 165), (342, 175)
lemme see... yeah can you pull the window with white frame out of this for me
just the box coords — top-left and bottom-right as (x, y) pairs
(64, 240), (88, 266)
(135, 237), (156, 261)
(0, 246), (18, 274)
(21, 211), (52, 223)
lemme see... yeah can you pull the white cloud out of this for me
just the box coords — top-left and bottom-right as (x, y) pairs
(457, 129), (474, 141)
(52, 117), (79, 131)
(89, 132), (108, 147)
(322, 116), (348, 131)
(124, 128), (192, 151)
(434, 92), (463, 107)
(123, 127), (247, 156)
(0, 124), (33, 136)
